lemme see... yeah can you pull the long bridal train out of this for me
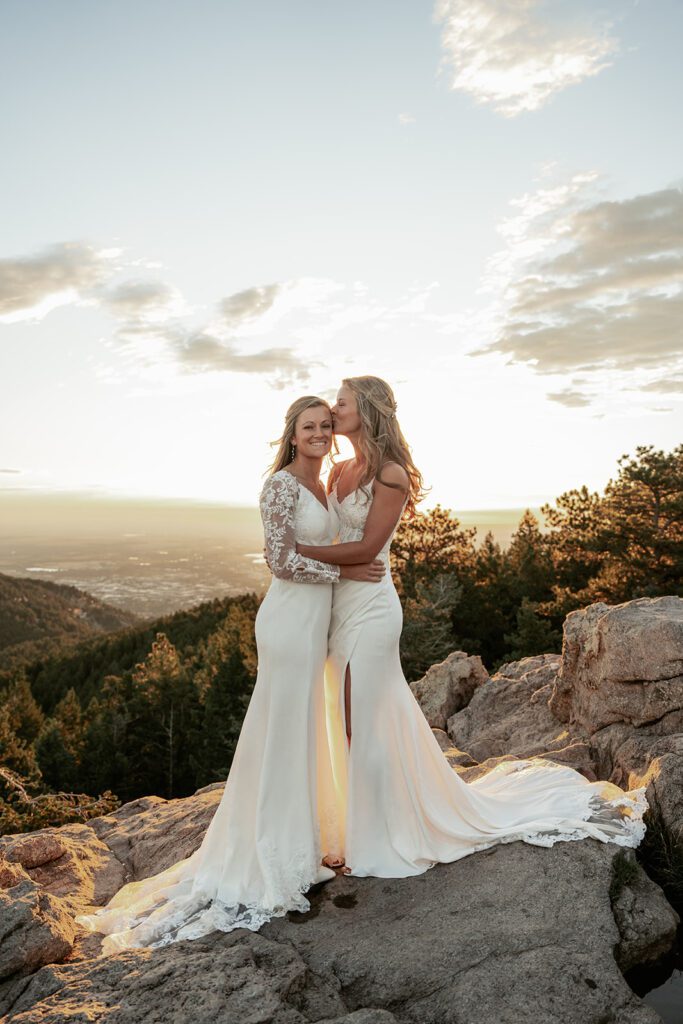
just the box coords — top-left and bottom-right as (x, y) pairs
(321, 477), (648, 879)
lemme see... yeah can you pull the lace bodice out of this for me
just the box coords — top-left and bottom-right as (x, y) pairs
(260, 470), (340, 583)
(330, 476), (406, 563)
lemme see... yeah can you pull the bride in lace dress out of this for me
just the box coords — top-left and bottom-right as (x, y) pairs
(76, 396), (384, 951)
(296, 376), (649, 878)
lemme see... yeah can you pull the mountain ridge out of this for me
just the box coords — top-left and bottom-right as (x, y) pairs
(0, 572), (141, 655)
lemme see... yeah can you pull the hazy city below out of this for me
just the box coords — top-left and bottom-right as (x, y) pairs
(0, 492), (549, 619)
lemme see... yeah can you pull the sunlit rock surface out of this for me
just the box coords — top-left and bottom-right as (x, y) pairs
(409, 650), (488, 731)
(1, 595), (682, 1022)
(0, 830), (673, 1023)
(549, 596), (683, 733)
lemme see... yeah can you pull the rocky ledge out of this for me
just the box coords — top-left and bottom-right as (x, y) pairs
(1, 595), (682, 1024)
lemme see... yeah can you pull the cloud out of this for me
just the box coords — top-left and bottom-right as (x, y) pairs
(101, 279), (182, 321)
(433, 0), (619, 116)
(544, 389), (591, 408)
(0, 238), (315, 387)
(398, 112), (416, 125)
(219, 283), (283, 326)
(0, 238), (444, 390)
(639, 377), (683, 394)
(471, 177), (683, 391)
(174, 331), (315, 388)
(0, 468), (22, 473)
(101, 278), (320, 388)
(0, 242), (115, 322)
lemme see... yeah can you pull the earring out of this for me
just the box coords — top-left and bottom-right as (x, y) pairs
(290, 443), (296, 461)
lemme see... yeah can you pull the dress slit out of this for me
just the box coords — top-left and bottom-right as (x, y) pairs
(344, 662), (352, 746)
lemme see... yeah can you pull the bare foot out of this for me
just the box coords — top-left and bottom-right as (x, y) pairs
(340, 866), (352, 875)
(322, 855), (345, 869)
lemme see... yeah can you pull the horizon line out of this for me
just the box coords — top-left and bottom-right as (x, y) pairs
(0, 485), (556, 514)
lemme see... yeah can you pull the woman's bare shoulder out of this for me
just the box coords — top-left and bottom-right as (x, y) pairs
(377, 461), (410, 489)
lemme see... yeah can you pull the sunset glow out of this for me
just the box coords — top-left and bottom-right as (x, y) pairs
(1, 0), (681, 511)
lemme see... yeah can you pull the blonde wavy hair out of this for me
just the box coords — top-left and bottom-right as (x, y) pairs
(267, 395), (336, 475)
(339, 376), (427, 519)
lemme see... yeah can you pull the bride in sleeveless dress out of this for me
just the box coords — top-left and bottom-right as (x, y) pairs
(76, 395), (384, 951)
(295, 376), (649, 878)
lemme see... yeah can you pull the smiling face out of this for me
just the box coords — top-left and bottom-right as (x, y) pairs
(291, 404), (333, 460)
(331, 384), (362, 439)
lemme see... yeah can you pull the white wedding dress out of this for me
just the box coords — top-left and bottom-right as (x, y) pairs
(323, 475), (649, 878)
(76, 469), (344, 952)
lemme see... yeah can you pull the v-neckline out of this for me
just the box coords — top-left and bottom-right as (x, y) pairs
(333, 461), (376, 505)
(334, 481), (357, 505)
(282, 471), (329, 512)
(335, 461), (364, 505)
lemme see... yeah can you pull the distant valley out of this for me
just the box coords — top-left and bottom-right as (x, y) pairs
(0, 491), (547, 619)
(0, 492), (272, 619)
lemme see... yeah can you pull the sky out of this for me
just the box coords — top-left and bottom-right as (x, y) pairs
(1, 0), (681, 510)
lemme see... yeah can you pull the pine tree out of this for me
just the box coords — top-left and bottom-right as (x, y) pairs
(80, 680), (131, 798)
(503, 596), (562, 662)
(54, 688), (84, 760)
(400, 573), (461, 681)
(0, 704), (41, 785)
(196, 647), (253, 784)
(446, 531), (515, 671)
(35, 721), (79, 792)
(3, 675), (44, 745)
(391, 505), (477, 601)
(506, 510), (555, 605)
(596, 444), (683, 599)
(129, 633), (201, 798)
(540, 485), (604, 595)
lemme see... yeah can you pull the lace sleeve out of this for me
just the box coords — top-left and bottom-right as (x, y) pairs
(259, 473), (340, 583)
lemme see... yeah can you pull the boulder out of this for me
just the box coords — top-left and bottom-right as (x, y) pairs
(4, 834), (66, 870)
(0, 822), (126, 917)
(444, 654), (595, 772)
(0, 879), (75, 981)
(549, 596), (683, 733)
(430, 728), (478, 770)
(0, 783), (226, 916)
(0, 857), (30, 889)
(610, 849), (679, 972)
(84, 780), (225, 882)
(409, 650), (488, 730)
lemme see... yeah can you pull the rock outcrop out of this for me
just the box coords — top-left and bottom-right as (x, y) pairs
(0, 879), (76, 982)
(0, 595), (681, 1023)
(0, 810), (676, 1023)
(408, 650), (488, 731)
(438, 597), (683, 866)
(548, 596), (683, 733)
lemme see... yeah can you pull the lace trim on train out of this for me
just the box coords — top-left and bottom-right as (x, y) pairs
(76, 837), (327, 953)
(465, 757), (649, 856)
